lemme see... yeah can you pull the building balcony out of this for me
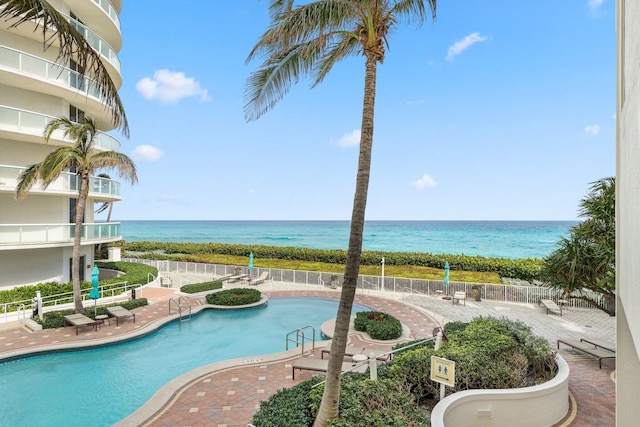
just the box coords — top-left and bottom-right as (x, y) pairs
(67, 14), (121, 75)
(0, 165), (121, 201)
(0, 222), (121, 250)
(0, 45), (120, 117)
(0, 105), (121, 152)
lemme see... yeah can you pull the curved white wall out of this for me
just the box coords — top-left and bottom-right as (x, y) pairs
(430, 355), (569, 427)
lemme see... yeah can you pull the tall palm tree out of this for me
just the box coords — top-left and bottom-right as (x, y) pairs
(244, 1), (437, 424)
(15, 117), (137, 313)
(0, 0), (128, 135)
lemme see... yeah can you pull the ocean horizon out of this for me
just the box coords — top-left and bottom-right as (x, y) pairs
(119, 220), (576, 259)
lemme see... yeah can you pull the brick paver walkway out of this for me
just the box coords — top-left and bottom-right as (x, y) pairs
(0, 283), (615, 426)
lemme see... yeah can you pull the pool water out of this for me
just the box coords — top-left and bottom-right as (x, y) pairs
(0, 298), (366, 427)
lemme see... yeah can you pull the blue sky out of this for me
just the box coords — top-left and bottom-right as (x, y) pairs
(103, 0), (615, 221)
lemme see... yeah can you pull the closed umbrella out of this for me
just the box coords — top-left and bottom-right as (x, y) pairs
(443, 262), (450, 286)
(90, 265), (100, 316)
(248, 252), (254, 278)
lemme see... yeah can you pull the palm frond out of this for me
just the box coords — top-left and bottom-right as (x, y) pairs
(14, 163), (42, 199)
(91, 151), (138, 184)
(391, 0), (437, 24)
(314, 31), (360, 86)
(0, 0), (129, 136)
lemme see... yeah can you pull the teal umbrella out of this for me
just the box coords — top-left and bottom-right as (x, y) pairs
(248, 252), (254, 277)
(90, 266), (100, 316)
(443, 262), (450, 285)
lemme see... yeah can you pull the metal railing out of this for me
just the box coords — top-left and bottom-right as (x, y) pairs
(169, 296), (192, 321)
(124, 258), (601, 310)
(286, 325), (316, 353)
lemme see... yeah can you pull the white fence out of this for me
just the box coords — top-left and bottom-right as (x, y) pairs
(124, 258), (600, 309)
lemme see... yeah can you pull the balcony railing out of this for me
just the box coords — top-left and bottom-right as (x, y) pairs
(0, 45), (106, 102)
(0, 223), (121, 246)
(0, 165), (120, 197)
(91, 0), (121, 31)
(67, 15), (121, 72)
(0, 105), (121, 151)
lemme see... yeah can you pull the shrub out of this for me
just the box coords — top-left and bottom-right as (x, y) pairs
(38, 298), (148, 329)
(390, 317), (554, 404)
(205, 288), (261, 306)
(180, 280), (223, 294)
(252, 378), (317, 427)
(123, 241), (544, 281)
(323, 377), (429, 427)
(354, 311), (402, 340)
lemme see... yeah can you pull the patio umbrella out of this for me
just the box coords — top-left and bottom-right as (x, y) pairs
(443, 262), (450, 286)
(248, 252), (254, 277)
(90, 265), (100, 316)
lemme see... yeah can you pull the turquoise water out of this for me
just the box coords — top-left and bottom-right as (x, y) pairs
(120, 220), (575, 259)
(0, 298), (366, 427)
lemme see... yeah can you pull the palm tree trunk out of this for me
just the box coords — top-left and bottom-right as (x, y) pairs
(72, 173), (89, 313)
(314, 56), (377, 427)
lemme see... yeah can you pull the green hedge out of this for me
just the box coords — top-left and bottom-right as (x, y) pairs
(37, 298), (148, 329)
(0, 262), (157, 311)
(389, 317), (556, 403)
(252, 378), (317, 427)
(354, 311), (403, 340)
(180, 280), (223, 294)
(205, 288), (261, 306)
(124, 241), (544, 281)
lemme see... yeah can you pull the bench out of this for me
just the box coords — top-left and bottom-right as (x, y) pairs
(557, 338), (616, 368)
(539, 299), (562, 316)
(452, 291), (466, 305)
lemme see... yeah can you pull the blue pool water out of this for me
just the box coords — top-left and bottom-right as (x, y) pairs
(0, 298), (365, 427)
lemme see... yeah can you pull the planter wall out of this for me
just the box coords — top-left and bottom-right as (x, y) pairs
(430, 355), (569, 427)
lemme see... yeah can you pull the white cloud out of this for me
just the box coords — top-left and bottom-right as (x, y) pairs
(132, 144), (164, 161)
(157, 194), (175, 202)
(411, 173), (437, 190)
(136, 69), (210, 103)
(446, 32), (489, 61)
(333, 129), (361, 148)
(588, 0), (604, 11)
(584, 124), (600, 136)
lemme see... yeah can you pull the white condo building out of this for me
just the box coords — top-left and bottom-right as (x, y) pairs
(0, 0), (124, 288)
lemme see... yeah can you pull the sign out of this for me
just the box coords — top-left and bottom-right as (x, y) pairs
(430, 355), (455, 387)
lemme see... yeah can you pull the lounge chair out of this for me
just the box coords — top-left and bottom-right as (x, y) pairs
(321, 344), (389, 361)
(106, 306), (136, 326)
(64, 313), (100, 335)
(227, 273), (249, 283)
(216, 273), (234, 282)
(557, 338), (616, 368)
(247, 272), (269, 286)
(292, 358), (367, 380)
(539, 299), (562, 316)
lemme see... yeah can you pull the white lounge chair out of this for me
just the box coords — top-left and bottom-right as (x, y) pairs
(247, 272), (269, 286)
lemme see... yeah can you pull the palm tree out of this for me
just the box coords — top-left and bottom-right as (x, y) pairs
(541, 177), (615, 315)
(244, 1), (437, 424)
(15, 117), (137, 313)
(0, 0), (128, 135)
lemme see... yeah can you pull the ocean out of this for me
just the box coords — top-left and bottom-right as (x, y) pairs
(119, 220), (575, 259)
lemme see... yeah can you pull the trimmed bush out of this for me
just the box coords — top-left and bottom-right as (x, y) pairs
(205, 288), (261, 306)
(39, 298), (148, 329)
(251, 378), (317, 427)
(354, 311), (402, 340)
(180, 280), (223, 294)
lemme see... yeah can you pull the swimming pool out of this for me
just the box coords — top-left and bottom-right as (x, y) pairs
(0, 298), (367, 427)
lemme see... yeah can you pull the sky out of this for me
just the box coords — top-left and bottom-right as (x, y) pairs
(102, 0), (616, 221)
